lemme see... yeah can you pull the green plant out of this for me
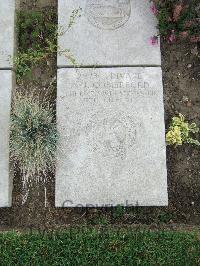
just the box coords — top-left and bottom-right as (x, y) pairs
(112, 205), (126, 219)
(17, 9), (57, 52)
(166, 113), (199, 146)
(14, 49), (50, 81)
(157, 212), (173, 223)
(68, 7), (82, 29)
(15, 9), (57, 82)
(10, 92), (58, 181)
(15, 9), (78, 82)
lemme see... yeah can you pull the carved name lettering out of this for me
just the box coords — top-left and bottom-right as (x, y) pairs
(62, 71), (157, 104)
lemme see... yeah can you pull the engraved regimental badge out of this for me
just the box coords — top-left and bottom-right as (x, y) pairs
(85, 0), (131, 30)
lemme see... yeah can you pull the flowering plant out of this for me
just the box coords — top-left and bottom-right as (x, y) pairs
(166, 114), (200, 146)
(150, 0), (200, 44)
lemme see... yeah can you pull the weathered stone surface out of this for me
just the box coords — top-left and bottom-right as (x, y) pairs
(55, 67), (168, 207)
(0, 0), (17, 69)
(0, 71), (13, 207)
(58, 0), (161, 67)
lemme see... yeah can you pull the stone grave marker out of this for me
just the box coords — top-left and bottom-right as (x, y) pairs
(56, 0), (168, 207)
(56, 67), (168, 207)
(0, 0), (17, 69)
(0, 0), (17, 207)
(0, 71), (13, 207)
(58, 0), (161, 67)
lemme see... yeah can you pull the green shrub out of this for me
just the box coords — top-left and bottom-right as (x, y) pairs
(10, 92), (58, 181)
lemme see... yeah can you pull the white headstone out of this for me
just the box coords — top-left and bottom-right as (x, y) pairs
(0, 0), (17, 69)
(0, 71), (13, 207)
(55, 67), (168, 207)
(57, 0), (161, 67)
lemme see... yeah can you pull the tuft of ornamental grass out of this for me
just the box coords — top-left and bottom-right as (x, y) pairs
(10, 92), (58, 182)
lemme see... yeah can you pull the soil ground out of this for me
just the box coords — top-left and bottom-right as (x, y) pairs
(0, 0), (199, 231)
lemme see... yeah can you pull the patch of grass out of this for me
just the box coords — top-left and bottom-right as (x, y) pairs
(10, 92), (58, 182)
(0, 229), (199, 265)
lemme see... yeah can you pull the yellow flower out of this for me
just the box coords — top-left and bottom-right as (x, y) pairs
(166, 114), (199, 146)
(166, 126), (182, 145)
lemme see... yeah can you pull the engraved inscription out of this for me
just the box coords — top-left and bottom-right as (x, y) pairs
(61, 71), (157, 104)
(59, 69), (158, 161)
(85, 0), (131, 30)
